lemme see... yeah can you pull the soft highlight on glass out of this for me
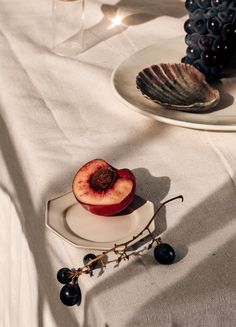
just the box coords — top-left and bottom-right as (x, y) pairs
(52, 0), (85, 57)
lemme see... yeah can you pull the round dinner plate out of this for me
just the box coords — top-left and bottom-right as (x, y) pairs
(45, 192), (155, 250)
(111, 36), (236, 131)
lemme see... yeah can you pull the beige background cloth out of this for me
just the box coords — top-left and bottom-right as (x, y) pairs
(0, 0), (236, 326)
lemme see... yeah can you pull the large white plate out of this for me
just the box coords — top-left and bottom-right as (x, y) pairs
(111, 36), (236, 131)
(45, 192), (155, 250)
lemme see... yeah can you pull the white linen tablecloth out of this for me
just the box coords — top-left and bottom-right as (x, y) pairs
(1, 0), (236, 326)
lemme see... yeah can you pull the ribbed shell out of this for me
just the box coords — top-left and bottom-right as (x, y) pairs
(136, 63), (220, 112)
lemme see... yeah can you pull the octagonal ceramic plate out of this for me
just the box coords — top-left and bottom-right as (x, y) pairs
(45, 192), (155, 250)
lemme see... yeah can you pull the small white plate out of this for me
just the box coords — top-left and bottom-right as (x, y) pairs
(112, 36), (236, 131)
(45, 192), (155, 250)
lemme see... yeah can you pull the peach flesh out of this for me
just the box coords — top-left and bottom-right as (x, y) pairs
(72, 159), (136, 216)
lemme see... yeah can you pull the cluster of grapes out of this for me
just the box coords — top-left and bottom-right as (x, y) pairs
(182, 0), (236, 80)
(57, 244), (175, 306)
(57, 254), (97, 306)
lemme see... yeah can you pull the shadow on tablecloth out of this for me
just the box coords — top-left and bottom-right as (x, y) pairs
(127, 235), (236, 327)
(82, 0), (187, 53)
(0, 116), (80, 327)
(132, 168), (171, 234)
(82, 180), (236, 327)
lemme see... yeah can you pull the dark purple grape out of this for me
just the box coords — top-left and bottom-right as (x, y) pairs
(210, 64), (224, 75)
(194, 19), (207, 33)
(201, 49), (220, 66)
(213, 38), (229, 55)
(83, 253), (98, 269)
(57, 268), (72, 284)
(60, 284), (81, 306)
(191, 8), (204, 20)
(184, 19), (195, 34)
(207, 17), (223, 34)
(221, 23), (236, 39)
(187, 45), (201, 59)
(185, 0), (199, 12)
(192, 59), (211, 75)
(185, 34), (192, 45)
(229, 1), (236, 9)
(211, 0), (229, 11)
(218, 8), (236, 23)
(198, 35), (214, 50)
(183, 0), (236, 80)
(204, 8), (218, 19)
(196, 0), (211, 8)
(154, 243), (175, 265)
(186, 33), (200, 46)
(181, 56), (195, 64)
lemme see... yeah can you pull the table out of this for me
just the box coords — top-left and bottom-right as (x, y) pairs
(1, 1), (236, 326)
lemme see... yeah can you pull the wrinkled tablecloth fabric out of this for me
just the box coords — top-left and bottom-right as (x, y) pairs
(1, 1), (236, 326)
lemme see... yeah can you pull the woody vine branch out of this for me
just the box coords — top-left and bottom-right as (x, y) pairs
(69, 194), (184, 280)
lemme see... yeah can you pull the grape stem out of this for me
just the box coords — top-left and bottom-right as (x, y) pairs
(72, 194), (184, 278)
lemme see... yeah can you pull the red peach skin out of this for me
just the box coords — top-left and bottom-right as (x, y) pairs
(72, 159), (136, 216)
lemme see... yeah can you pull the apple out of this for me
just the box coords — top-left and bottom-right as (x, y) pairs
(72, 159), (136, 216)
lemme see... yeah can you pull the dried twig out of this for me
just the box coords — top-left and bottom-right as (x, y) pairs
(71, 195), (183, 279)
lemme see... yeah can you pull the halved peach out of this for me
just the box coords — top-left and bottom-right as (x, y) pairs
(72, 159), (136, 216)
